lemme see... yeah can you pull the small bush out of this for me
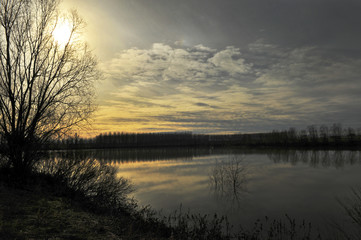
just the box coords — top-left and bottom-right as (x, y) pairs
(36, 154), (134, 214)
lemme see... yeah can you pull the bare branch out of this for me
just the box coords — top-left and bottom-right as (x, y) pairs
(0, 0), (98, 173)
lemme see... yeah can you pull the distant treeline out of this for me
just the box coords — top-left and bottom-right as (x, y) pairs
(48, 132), (211, 149)
(47, 124), (361, 149)
(240, 123), (361, 148)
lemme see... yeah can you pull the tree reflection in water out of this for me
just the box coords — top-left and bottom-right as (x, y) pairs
(267, 150), (361, 168)
(209, 156), (248, 205)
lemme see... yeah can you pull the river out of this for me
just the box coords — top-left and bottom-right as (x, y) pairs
(53, 148), (361, 236)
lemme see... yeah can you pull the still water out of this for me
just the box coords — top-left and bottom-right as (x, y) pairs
(67, 148), (361, 234)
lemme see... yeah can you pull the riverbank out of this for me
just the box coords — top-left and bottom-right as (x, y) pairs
(0, 178), (170, 239)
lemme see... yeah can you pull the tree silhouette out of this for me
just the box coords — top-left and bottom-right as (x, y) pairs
(0, 0), (98, 175)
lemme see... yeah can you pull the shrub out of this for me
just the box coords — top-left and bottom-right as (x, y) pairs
(36, 153), (134, 213)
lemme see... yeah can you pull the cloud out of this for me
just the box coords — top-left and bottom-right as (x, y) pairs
(103, 43), (251, 89)
(251, 42), (361, 104)
(95, 41), (361, 134)
(208, 46), (252, 76)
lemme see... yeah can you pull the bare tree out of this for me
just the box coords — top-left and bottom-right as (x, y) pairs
(307, 125), (318, 144)
(209, 156), (248, 203)
(0, 0), (98, 175)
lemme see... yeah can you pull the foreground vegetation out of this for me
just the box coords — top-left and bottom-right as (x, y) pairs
(0, 157), (171, 239)
(0, 183), (127, 239)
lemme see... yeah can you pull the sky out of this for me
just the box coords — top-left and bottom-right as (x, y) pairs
(62, 0), (361, 135)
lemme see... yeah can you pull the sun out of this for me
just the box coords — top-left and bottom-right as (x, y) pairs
(52, 19), (73, 45)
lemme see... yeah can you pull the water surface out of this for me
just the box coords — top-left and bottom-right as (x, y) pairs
(59, 148), (361, 234)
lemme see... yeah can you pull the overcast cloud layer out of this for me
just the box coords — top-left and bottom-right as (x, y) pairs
(63, 0), (361, 134)
(96, 41), (361, 133)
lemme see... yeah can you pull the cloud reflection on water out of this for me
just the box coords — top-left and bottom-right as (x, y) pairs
(47, 148), (361, 233)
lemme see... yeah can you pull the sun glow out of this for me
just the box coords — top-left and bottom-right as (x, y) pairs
(52, 20), (73, 45)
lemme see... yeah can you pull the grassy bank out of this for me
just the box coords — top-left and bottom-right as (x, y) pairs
(0, 183), (122, 239)
(0, 175), (171, 240)
(0, 154), (172, 239)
